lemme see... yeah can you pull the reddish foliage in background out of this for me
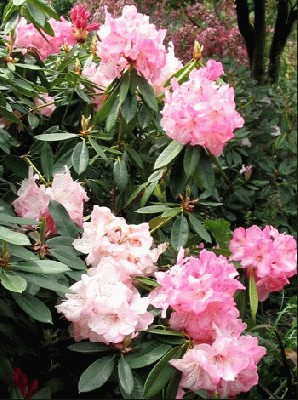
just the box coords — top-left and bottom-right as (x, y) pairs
(76, 0), (248, 65)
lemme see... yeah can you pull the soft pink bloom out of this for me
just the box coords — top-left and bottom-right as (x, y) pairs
(46, 170), (89, 227)
(240, 164), (253, 180)
(152, 42), (183, 96)
(34, 93), (56, 117)
(160, 63), (244, 156)
(14, 17), (75, 61)
(170, 335), (265, 396)
(96, 5), (167, 84)
(149, 249), (244, 318)
(197, 59), (224, 81)
(230, 225), (297, 301)
(13, 168), (88, 235)
(73, 205), (166, 279)
(56, 258), (153, 345)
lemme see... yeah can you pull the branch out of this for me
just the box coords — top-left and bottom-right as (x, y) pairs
(234, 0), (255, 67)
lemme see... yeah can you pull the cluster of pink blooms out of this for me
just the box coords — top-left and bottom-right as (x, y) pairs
(160, 59), (244, 156)
(230, 225), (297, 301)
(149, 249), (266, 397)
(13, 167), (88, 235)
(57, 206), (166, 345)
(96, 5), (167, 85)
(13, 5), (98, 61)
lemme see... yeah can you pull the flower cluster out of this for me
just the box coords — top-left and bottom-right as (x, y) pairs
(149, 249), (266, 396)
(73, 205), (166, 279)
(57, 206), (165, 345)
(12, 168), (88, 235)
(96, 5), (167, 84)
(160, 59), (244, 156)
(14, 17), (76, 61)
(230, 225), (297, 301)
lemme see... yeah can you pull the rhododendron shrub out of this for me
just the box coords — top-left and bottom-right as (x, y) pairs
(0, 1), (296, 399)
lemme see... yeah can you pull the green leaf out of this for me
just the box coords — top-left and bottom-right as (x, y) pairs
(75, 87), (90, 103)
(154, 141), (184, 170)
(140, 181), (158, 207)
(120, 94), (138, 124)
(125, 341), (171, 369)
(183, 145), (200, 178)
(68, 342), (110, 353)
(147, 326), (186, 337)
(188, 213), (212, 243)
(35, 133), (78, 141)
(136, 74), (158, 113)
(113, 157), (128, 192)
(171, 214), (189, 250)
(27, 2), (46, 26)
(78, 355), (115, 393)
(197, 152), (215, 192)
(72, 141), (89, 175)
(0, 226), (30, 245)
(143, 346), (185, 398)
(40, 142), (54, 181)
(48, 200), (81, 238)
(27, 0), (59, 19)
(118, 354), (134, 396)
(136, 204), (171, 214)
(119, 70), (131, 105)
(13, 260), (70, 274)
(165, 369), (182, 400)
(0, 272), (27, 293)
(31, 387), (51, 399)
(95, 90), (118, 124)
(106, 97), (120, 132)
(11, 292), (52, 324)
(28, 113), (40, 129)
(19, 273), (70, 294)
(123, 183), (147, 208)
(249, 271), (258, 324)
(137, 104), (153, 129)
(204, 219), (231, 248)
(0, 215), (37, 226)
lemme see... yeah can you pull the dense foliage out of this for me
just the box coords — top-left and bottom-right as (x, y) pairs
(0, 1), (296, 399)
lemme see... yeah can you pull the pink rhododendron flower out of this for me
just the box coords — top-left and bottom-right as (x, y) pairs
(70, 4), (100, 42)
(160, 62), (244, 156)
(34, 93), (56, 117)
(56, 258), (153, 345)
(152, 42), (183, 96)
(14, 17), (75, 61)
(96, 5), (167, 84)
(149, 249), (244, 318)
(170, 335), (266, 396)
(13, 168), (88, 235)
(73, 205), (166, 279)
(46, 170), (89, 227)
(230, 225), (297, 301)
(240, 164), (253, 180)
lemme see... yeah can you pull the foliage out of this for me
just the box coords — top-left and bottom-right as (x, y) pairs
(0, 1), (297, 399)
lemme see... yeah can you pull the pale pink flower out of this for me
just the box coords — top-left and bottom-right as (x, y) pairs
(230, 225), (297, 301)
(46, 169), (89, 227)
(73, 205), (166, 279)
(34, 93), (56, 117)
(160, 63), (244, 156)
(56, 258), (153, 345)
(96, 5), (167, 84)
(148, 249), (244, 318)
(14, 17), (75, 61)
(152, 42), (183, 96)
(170, 335), (265, 396)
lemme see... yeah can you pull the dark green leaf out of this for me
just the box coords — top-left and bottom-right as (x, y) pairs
(154, 141), (184, 170)
(125, 341), (171, 369)
(188, 213), (212, 243)
(11, 291), (52, 324)
(171, 214), (189, 250)
(118, 354), (134, 396)
(113, 157), (128, 192)
(204, 219), (231, 248)
(136, 204), (171, 214)
(121, 94), (137, 124)
(136, 74), (158, 113)
(13, 260), (70, 274)
(68, 342), (111, 353)
(19, 273), (70, 294)
(106, 97), (120, 132)
(40, 142), (53, 180)
(183, 145), (200, 178)
(48, 200), (81, 238)
(72, 141), (89, 175)
(28, 113), (40, 129)
(78, 355), (115, 393)
(0, 226), (30, 245)
(137, 104), (153, 129)
(35, 133), (78, 141)
(197, 152), (215, 192)
(143, 346), (185, 398)
(119, 70), (131, 105)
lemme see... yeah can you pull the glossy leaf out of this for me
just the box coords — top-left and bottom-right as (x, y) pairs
(72, 141), (89, 175)
(183, 145), (200, 178)
(48, 200), (81, 238)
(136, 204), (171, 214)
(118, 354), (134, 396)
(68, 342), (111, 353)
(188, 213), (212, 243)
(154, 141), (184, 170)
(0, 272), (27, 293)
(13, 259), (70, 274)
(0, 226), (30, 246)
(11, 292), (52, 324)
(136, 74), (158, 113)
(35, 132), (78, 141)
(125, 341), (172, 369)
(40, 142), (54, 181)
(113, 157), (129, 192)
(78, 355), (115, 393)
(121, 94), (138, 124)
(171, 214), (189, 250)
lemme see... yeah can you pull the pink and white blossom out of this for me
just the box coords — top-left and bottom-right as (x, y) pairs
(34, 93), (56, 117)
